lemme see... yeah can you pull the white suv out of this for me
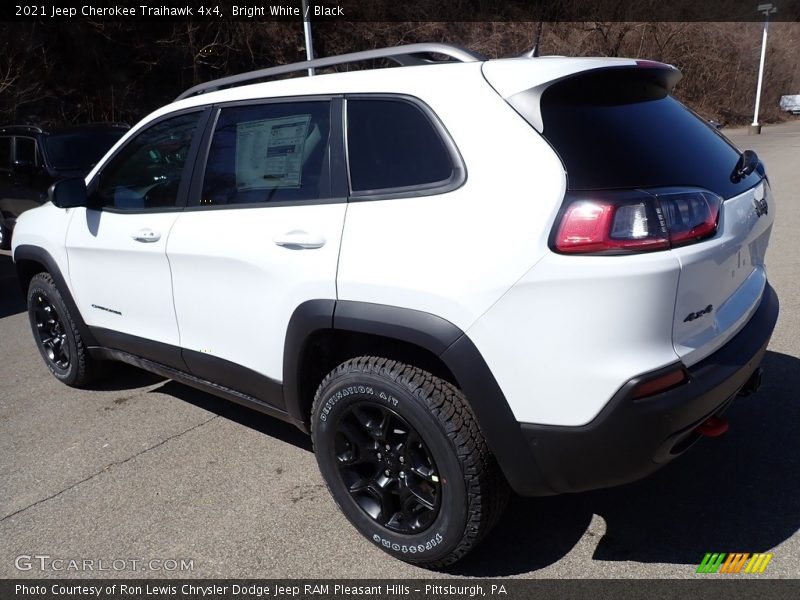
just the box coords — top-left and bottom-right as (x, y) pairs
(12, 44), (778, 567)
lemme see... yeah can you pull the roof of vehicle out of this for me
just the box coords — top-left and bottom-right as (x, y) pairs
(173, 43), (676, 105)
(0, 123), (130, 136)
(106, 44), (677, 168)
(167, 52), (671, 116)
(0, 125), (45, 135)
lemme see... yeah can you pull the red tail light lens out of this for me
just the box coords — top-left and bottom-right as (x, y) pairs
(658, 190), (721, 246)
(554, 188), (722, 254)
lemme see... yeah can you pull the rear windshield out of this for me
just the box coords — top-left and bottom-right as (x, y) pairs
(529, 69), (759, 198)
(44, 129), (126, 171)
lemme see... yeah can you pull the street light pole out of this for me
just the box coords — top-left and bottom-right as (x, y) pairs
(302, 0), (316, 76)
(751, 3), (778, 134)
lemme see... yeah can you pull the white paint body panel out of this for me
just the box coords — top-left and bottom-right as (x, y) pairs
(166, 204), (346, 381)
(336, 68), (566, 331)
(65, 208), (182, 346)
(11, 202), (73, 279)
(467, 252), (683, 426)
(481, 56), (638, 98)
(671, 182), (774, 366)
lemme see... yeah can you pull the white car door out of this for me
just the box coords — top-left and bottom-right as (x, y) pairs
(166, 98), (346, 407)
(66, 110), (208, 367)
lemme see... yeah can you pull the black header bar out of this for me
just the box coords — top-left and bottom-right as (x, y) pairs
(3, 0), (800, 23)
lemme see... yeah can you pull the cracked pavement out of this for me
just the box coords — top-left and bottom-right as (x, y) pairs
(1, 122), (799, 579)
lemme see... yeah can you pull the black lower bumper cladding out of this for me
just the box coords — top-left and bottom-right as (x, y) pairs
(521, 283), (779, 495)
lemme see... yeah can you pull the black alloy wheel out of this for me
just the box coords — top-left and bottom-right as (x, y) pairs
(32, 292), (71, 370)
(27, 272), (96, 386)
(312, 356), (509, 568)
(335, 402), (441, 533)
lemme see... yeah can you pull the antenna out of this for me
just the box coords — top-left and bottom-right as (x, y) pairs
(523, 21), (544, 58)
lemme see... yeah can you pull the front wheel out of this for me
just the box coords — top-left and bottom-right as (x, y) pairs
(27, 272), (97, 386)
(311, 356), (508, 568)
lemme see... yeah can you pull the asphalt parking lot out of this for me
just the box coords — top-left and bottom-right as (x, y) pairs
(1, 121), (799, 580)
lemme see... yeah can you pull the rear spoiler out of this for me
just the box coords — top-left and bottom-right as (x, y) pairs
(494, 59), (682, 133)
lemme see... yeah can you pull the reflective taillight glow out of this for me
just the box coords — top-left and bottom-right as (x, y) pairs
(632, 367), (688, 399)
(554, 188), (722, 254)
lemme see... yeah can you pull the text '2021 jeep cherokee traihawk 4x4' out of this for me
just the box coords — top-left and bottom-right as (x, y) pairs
(12, 44), (778, 567)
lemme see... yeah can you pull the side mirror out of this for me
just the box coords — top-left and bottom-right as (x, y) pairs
(11, 160), (36, 176)
(48, 177), (88, 209)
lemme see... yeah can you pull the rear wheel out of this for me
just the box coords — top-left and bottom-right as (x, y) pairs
(27, 272), (97, 386)
(311, 356), (509, 567)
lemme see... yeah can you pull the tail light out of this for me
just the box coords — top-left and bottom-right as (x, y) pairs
(553, 188), (722, 254)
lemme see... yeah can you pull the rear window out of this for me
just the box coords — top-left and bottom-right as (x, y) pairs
(44, 129), (126, 171)
(530, 69), (759, 198)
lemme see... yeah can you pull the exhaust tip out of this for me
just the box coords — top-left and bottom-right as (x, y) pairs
(738, 367), (764, 397)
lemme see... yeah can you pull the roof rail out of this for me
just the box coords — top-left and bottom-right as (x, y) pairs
(175, 43), (485, 101)
(0, 125), (44, 134)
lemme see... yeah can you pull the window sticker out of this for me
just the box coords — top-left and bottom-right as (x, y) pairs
(235, 115), (312, 190)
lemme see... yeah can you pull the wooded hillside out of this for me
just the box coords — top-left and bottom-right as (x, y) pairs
(2, 21), (798, 127)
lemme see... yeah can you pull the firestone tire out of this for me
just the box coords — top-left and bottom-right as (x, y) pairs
(311, 356), (509, 568)
(27, 272), (97, 387)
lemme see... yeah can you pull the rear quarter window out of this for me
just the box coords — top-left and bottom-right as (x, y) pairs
(346, 98), (461, 197)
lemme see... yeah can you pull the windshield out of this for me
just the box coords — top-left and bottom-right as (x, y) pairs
(44, 129), (126, 171)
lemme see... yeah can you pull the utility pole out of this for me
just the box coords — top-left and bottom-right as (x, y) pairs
(302, 0), (315, 76)
(750, 3), (778, 134)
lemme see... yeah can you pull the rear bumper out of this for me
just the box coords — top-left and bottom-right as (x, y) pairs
(518, 282), (779, 495)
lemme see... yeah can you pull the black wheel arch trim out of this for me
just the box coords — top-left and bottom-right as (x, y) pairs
(283, 299), (552, 496)
(14, 244), (98, 347)
(283, 299), (336, 427)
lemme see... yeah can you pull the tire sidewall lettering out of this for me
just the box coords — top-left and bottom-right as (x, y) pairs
(319, 383), (397, 422)
(313, 367), (468, 562)
(372, 532), (444, 555)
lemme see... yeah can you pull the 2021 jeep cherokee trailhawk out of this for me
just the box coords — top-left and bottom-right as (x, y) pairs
(13, 44), (778, 567)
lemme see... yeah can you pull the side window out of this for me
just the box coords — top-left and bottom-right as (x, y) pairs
(0, 137), (11, 169)
(95, 112), (200, 210)
(346, 98), (456, 194)
(15, 137), (37, 165)
(198, 101), (330, 206)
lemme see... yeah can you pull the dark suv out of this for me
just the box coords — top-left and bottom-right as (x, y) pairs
(0, 123), (129, 248)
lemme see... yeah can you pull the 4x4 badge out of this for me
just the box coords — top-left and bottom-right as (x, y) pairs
(684, 305), (714, 322)
(754, 197), (768, 218)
